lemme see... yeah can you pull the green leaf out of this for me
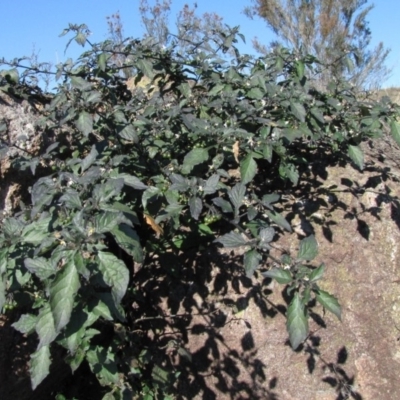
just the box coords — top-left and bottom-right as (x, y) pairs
(315, 290), (341, 321)
(348, 144), (364, 170)
(290, 101), (306, 122)
(309, 263), (325, 282)
(244, 249), (262, 278)
(0, 249), (7, 275)
(189, 196), (202, 220)
(266, 210), (292, 232)
(247, 87), (263, 100)
(152, 364), (171, 386)
(97, 252), (129, 304)
(111, 224), (143, 263)
(98, 53), (108, 72)
(12, 313), (37, 334)
(62, 308), (98, 354)
(259, 227), (275, 249)
(215, 231), (248, 248)
(390, 120), (400, 146)
(310, 108), (325, 124)
(262, 193), (280, 208)
(50, 261), (80, 332)
(240, 154), (257, 185)
(208, 84), (225, 96)
(24, 258), (56, 280)
(295, 61), (305, 79)
(22, 217), (51, 245)
(65, 347), (86, 373)
(76, 111), (93, 136)
(182, 148), (209, 174)
(297, 235), (318, 261)
(263, 143), (273, 163)
(262, 268), (292, 284)
(86, 346), (119, 386)
(137, 59), (154, 79)
(280, 163), (299, 186)
(30, 345), (51, 390)
(0, 276), (5, 311)
(35, 304), (57, 348)
(286, 293), (309, 349)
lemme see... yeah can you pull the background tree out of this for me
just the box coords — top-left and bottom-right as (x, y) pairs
(245, 0), (391, 90)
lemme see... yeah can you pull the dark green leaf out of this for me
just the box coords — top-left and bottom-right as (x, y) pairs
(94, 211), (122, 234)
(203, 174), (219, 195)
(240, 154), (257, 185)
(215, 231), (248, 248)
(118, 124), (138, 142)
(81, 145), (98, 172)
(286, 293), (309, 349)
(244, 249), (262, 277)
(316, 290), (341, 321)
(22, 217), (51, 245)
(76, 111), (93, 136)
(348, 144), (364, 170)
(290, 101), (306, 122)
(247, 88), (263, 100)
(189, 196), (202, 220)
(30, 345), (51, 390)
(86, 346), (119, 386)
(98, 252), (129, 304)
(142, 186), (161, 209)
(111, 224), (143, 263)
(50, 261), (80, 332)
(59, 190), (82, 209)
(262, 193), (280, 208)
(228, 183), (246, 211)
(262, 268), (292, 284)
(297, 235), (318, 261)
(170, 174), (189, 192)
(137, 59), (154, 79)
(266, 210), (292, 232)
(24, 257), (56, 280)
(182, 148), (209, 174)
(70, 76), (92, 90)
(93, 179), (124, 205)
(310, 108), (325, 124)
(212, 197), (233, 213)
(115, 174), (147, 190)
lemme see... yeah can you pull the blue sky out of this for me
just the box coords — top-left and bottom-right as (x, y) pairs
(1, 0), (399, 88)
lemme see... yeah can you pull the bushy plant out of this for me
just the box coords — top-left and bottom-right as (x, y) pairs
(1, 23), (399, 398)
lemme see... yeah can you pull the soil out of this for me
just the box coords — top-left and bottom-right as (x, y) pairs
(1, 89), (400, 399)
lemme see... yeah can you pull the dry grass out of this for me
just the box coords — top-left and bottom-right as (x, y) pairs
(372, 86), (400, 104)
